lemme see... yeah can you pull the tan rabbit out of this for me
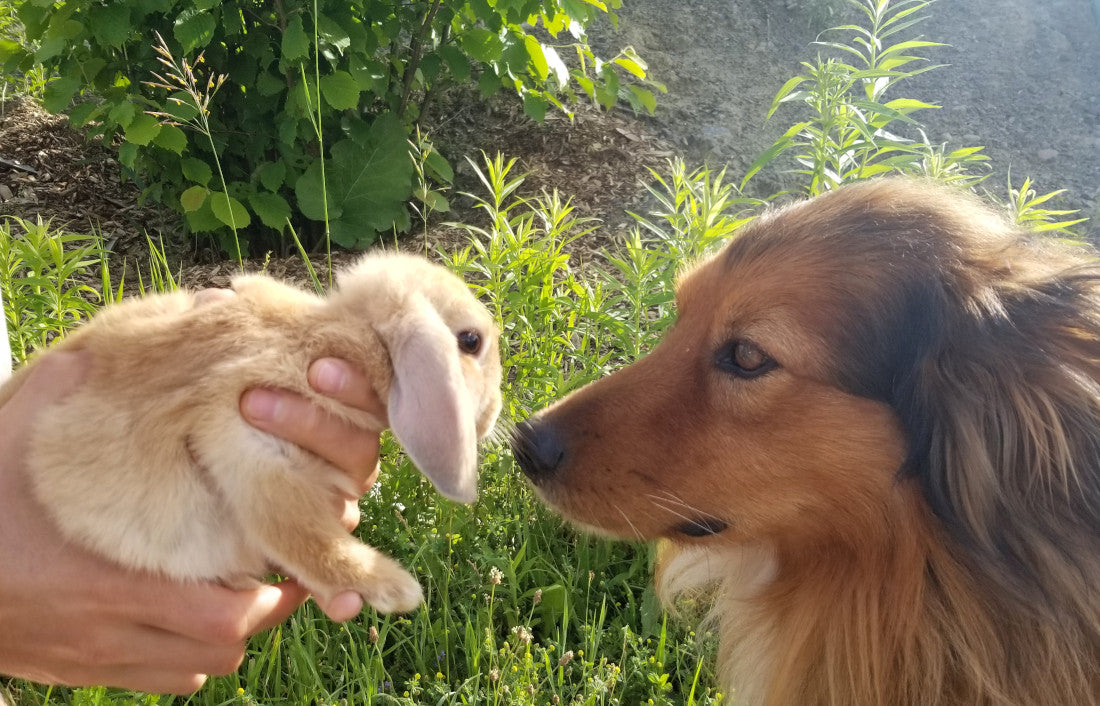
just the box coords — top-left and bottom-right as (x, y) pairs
(0, 252), (502, 614)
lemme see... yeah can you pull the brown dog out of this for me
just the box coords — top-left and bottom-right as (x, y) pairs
(513, 179), (1100, 705)
(2, 253), (501, 614)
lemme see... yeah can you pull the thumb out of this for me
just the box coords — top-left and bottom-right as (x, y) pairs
(0, 350), (90, 437)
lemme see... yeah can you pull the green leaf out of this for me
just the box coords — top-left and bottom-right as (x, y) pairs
(438, 45), (470, 81)
(627, 85), (656, 115)
(256, 161), (286, 192)
(522, 92), (547, 121)
(107, 100), (137, 128)
(613, 54), (647, 79)
(883, 97), (939, 113)
(542, 45), (569, 86)
(423, 150), (454, 184)
(349, 56), (387, 94)
(87, 4), (130, 48)
(42, 76), (81, 113)
(740, 122), (806, 189)
(180, 185), (210, 212)
(574, 73), (595, 101)
(164, 92), (199, 122)
(594, 72), (618, 110)
(79, 57), (107, 84)
(320, 70), (361, 111)
(35, 35), (69, 62)
(316, 13), (351, 54)
(423, 190), (449, 213)
(123, 113), (161, 146)
(462, 28), (503, 63)
(479, 71), (501, 98)
(185, 200), (222, 232)
(295, 112), (412, 248)
(248, 191), (291, 229)
(154, 124), (187, 154)
(182, 158), (213, 186)
(67, 101), (99, 128)
(117, 141), (138, 169)
(209, 192), (251, 230)
(281, 15), (310, 62)
(0, 39), (22, 64)
(766, 75), (808, 119)
(256, 71), (285, 97)
(173, 8), (216, 53)
(524, 35), (548, 80)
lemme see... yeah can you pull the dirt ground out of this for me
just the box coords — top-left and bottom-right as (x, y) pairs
(1, 0), (1098, 279)
(591, 0), (1100, 234)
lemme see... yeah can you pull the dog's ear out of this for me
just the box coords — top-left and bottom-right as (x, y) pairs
(381, 295), (478, 503)
(894, 269), (1100, 605)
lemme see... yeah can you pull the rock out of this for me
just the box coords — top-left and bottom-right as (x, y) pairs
(1037, 148), (1060, 162)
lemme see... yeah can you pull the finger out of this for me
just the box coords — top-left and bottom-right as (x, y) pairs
(0, 351), (89, 457)
(127, 578), (307, 646)
(308, 358), (386, 419)
(340, 496), (360, 531)
(312, 591), (364, 623)
(2, 350), (89, 414)
(65, 667), (209, 696)
(240, 388), (382, 480)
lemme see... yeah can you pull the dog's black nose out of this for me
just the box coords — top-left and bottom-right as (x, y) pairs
(511, 419), (566, 482)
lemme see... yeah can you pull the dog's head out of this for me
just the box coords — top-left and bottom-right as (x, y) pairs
(336, 253), (502, 503)
(513, 179), (1100, 596)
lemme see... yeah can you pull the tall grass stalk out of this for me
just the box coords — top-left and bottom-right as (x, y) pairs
(144, 33), (243, 268)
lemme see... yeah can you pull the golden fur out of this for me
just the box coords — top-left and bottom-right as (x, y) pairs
(1, 253), (501, 613)
(513, 179), (1100, 705)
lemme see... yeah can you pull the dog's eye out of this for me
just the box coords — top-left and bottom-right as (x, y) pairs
(716, 340), (777, 379)
(457, 330), (482, 355)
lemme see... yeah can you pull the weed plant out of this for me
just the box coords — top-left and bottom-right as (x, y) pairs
(744, 0), (989, 196)
(0, 216), (103, 365)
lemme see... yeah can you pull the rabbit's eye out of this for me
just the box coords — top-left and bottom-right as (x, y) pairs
(457, 330), (482, 355)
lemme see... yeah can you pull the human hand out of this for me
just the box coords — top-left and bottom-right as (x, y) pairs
(240, 357), (386, 621)
(0, 351), (309, 694)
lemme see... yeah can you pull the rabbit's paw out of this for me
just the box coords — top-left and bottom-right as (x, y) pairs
(359, 562), (424, 613)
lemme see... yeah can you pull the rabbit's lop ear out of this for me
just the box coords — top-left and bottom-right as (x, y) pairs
(383, 296), (478, 503)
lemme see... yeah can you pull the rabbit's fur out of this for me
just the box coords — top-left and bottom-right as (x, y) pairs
(0, 253), (502, 613)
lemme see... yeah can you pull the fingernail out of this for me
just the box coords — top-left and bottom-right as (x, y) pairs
(242, 389), (283, 422)
(312, 358), (348, 395)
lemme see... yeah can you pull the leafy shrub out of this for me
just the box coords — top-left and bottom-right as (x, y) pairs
(3, 0), (659, 254)
(0, 0), (46, 101)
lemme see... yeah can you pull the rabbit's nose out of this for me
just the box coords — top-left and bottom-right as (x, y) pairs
(511, 418), (566, 483)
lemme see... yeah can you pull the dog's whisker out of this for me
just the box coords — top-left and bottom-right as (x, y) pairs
(616, 505), (645, 542)
(646, 491), (709, 518)
(647, 496), (711, 532)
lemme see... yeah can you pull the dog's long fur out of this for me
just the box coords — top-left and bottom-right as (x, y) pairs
(1, 253), (501, 613)
(513, 179), (1100, 705)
